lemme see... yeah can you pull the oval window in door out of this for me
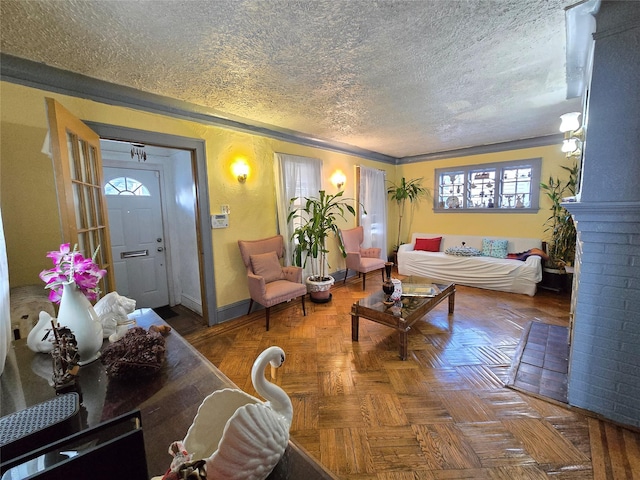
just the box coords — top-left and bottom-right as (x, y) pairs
(104, 176), (150, 196)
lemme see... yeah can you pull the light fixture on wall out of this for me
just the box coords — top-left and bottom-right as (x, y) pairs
(559, 112), (584, 157)
(330, 170), (346, 189)
(130, 143), (147, 162)
(232, 159), (249, 183)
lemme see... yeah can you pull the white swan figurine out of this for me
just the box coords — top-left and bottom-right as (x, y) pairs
(177, 346), (293, 480)
(26, 311), (56, 353)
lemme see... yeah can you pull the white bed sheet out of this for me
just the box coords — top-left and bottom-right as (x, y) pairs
(397, 233), (543, 296)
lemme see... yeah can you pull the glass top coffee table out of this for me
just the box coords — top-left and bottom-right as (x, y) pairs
(350, 276), (455, 360)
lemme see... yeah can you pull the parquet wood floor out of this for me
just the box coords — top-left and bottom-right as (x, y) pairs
(174, 273), (640, 479)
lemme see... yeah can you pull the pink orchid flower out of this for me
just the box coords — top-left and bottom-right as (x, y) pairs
(39, 243), (106, 304)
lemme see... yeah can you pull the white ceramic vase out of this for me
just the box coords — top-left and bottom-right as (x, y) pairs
(56, 281), (103, 365)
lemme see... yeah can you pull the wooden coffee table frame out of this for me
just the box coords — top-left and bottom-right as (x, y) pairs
(351, 281), (455, 360)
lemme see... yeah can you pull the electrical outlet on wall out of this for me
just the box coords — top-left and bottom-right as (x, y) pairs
(221, 204), (230, 214)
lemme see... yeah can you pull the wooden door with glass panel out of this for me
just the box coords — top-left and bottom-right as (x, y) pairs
(45, 97), (114, 294)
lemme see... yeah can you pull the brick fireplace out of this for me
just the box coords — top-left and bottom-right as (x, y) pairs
(565, 1), (640, 428)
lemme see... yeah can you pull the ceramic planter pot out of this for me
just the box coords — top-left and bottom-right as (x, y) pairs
(540, 267), (572, 293)
(306, 275), (334, 303)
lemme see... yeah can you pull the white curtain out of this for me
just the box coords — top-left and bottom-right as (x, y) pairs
(358, 166), (387, 260)
(0, 208), (11, 376)
(274, 153), (322, 277)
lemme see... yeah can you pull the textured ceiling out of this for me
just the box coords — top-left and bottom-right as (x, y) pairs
(0, 0), (581, 158)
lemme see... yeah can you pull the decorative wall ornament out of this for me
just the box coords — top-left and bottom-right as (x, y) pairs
(94, 291), (137, 342)
(131, 144), (147, 162)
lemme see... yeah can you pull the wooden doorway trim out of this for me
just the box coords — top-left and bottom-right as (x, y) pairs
(84, 122), (218, 327)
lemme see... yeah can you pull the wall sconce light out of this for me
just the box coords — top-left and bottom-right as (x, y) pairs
(331, 170), (346, 189)
(232, 160), (249, 183)
(559, 112), (584, 157)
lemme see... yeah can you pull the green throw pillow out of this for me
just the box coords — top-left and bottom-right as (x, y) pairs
(482, 239), (508, 258)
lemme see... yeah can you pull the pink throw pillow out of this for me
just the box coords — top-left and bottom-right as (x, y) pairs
(250, 252), (284, 283)
(414, 237), (442, 252)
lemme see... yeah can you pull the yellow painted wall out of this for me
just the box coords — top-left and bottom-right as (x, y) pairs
(1, 121), (61, 283)
(0, 82), (396, 309)
(1, 81), (574, 313)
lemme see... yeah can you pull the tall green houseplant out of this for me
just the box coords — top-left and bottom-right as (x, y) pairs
(287, 190), (356, 281)
(387, 177), (430, 250)
(540, 162), (578, 268)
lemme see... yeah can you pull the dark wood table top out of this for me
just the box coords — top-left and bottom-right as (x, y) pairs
(1, 308), (338, 479)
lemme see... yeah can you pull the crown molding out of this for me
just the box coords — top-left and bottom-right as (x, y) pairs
(398, 135), (563, 164)
(1, 53), (560, 166)
(0, 53), (396, 164)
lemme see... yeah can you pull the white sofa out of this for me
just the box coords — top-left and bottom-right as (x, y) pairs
(397, 233), (543, 296)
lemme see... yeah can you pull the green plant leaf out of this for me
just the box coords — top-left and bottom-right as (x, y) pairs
(288, 190), (361, 278)
(539, 161), (578, 267)
(386, 177), (431, 249)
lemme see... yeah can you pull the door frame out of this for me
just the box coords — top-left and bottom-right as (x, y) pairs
(86, 122), (218, 327)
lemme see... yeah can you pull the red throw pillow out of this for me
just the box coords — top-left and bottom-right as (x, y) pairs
(414, 237), (442, 252)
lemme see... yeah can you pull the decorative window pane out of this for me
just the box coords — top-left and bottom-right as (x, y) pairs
(499, 167), (532, 208)
(104, 177), (151, 196)
(434, 158), (541, 212)
(468, 170), (496, 208)
(437, 171), (464, 209)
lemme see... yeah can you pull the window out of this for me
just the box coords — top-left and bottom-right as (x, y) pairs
(274, 153), (322, 271)
(357, 166), (387, 258)
(104, 177), (151, 196)
(434, 158), (541, 212)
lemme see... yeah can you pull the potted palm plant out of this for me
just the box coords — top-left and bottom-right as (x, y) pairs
(288, 190), (356, 303)
(539, 162), (578, 292)
(387, 177), (431, 258)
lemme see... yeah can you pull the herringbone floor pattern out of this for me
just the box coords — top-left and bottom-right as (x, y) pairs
(175, 273), (640, 479)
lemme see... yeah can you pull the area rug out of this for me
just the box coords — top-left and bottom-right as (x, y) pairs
(153, 305), (178, 320)
(506, 320), (569, 404)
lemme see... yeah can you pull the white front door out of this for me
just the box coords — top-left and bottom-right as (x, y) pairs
(103, 167), (169, 308)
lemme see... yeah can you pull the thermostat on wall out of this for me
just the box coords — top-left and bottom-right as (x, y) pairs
(211, 214), (229, 229)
